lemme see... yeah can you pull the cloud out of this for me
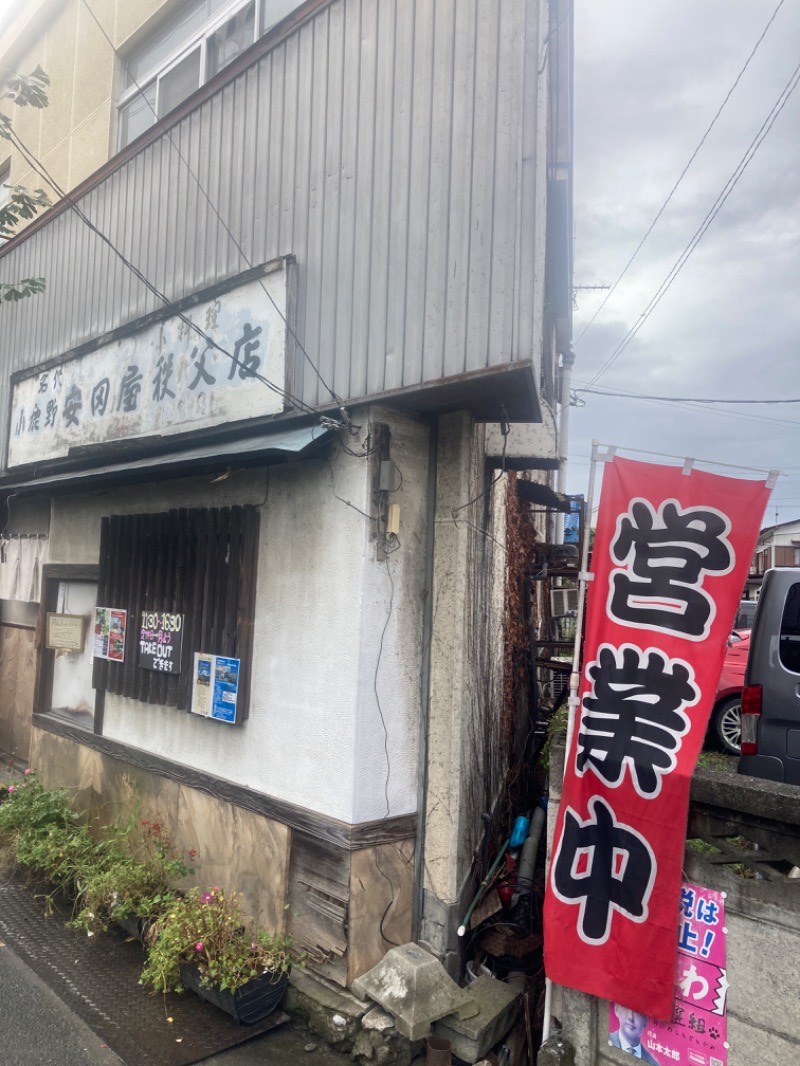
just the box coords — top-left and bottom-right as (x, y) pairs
(568, 1), (800, 520)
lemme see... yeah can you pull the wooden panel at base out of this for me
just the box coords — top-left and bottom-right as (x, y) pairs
(288, 834), (350, 988)
(0, 625), (35, 763)
(348, 839), (415, 985)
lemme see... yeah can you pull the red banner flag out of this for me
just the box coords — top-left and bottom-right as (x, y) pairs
(544, 457), (771, 1019)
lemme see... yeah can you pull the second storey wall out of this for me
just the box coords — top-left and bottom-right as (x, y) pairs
(0, 0), (550, 465)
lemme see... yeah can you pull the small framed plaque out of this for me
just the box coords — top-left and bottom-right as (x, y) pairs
(46, 612), (86, 653)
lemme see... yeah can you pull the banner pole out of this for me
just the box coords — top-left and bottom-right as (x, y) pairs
(542, 439), (606, 1044)
(563, 440), (604, 781)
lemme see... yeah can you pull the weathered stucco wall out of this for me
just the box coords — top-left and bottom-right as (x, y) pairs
(46, 405), (429, 825)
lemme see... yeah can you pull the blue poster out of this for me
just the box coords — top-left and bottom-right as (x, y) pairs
(212, 656), (240, 723)
(191, 653), (240, 724)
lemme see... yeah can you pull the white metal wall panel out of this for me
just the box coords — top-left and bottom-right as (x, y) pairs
(0, 0), (548, 463)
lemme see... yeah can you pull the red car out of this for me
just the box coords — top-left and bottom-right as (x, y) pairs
(707, 629), (750, 755)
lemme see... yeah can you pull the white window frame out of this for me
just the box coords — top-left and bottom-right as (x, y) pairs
(0, 160), (11, 246)
(117, 0), (301, 149)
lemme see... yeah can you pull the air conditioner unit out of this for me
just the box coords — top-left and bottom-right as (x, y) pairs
(551, 587), (579, 615)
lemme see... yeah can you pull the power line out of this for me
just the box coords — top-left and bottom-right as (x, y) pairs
(9, 128), (322, 421)
(574, 0), (788, 347)
(578, 386), (800, 405)
(579, 54), (800, 394)
(77, 0), (347, 421)
(572, 378), (800, 430)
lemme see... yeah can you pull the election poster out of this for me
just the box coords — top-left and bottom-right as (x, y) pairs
(544, 455), (770, 1019)
(608, 882), (728, 1066)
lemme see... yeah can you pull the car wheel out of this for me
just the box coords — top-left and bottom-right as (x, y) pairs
(713, 696), (741, 756)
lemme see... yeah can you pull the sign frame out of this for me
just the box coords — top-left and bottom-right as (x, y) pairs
(45, 612), (86, 652)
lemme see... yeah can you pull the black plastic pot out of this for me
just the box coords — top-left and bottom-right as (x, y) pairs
(178, 962), (288, 1025)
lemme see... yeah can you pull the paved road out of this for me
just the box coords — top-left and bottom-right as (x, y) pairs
(0, 933), (351, 1066)
(0, 939), (122, 1066)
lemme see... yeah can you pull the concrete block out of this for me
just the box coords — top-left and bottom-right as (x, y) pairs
(363, 1007), (398, 1032)
(287, 968), (370, 1047)
(432, 977), (521, 1063)
(352, 943), (477, 1041)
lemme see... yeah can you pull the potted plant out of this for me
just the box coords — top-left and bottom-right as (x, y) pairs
(140, 886), (298, 1024)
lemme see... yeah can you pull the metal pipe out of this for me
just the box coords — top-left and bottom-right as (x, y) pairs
(412, 416), (439, 941)
(555, 348), (575, 544)
(543, 439), (600, 1044)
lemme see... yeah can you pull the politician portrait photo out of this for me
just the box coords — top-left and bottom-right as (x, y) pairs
(609, 1002), (661, 1063)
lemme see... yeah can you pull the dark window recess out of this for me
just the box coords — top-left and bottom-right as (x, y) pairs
(779, 582), (800, 675)
(92, 507), (259, 718)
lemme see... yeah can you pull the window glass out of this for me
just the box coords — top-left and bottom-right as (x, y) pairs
(120, 0), (305, 149)
(119, 83), (158, 145)
(49, 580), (98, 732)
(160, 47), (203, 115)
(125, 0), (207, 87)
(0, 161), (10, 245)
(779, 582), (800, 674)
(260, 0), (304, 34)
(208, 2), (256, 77)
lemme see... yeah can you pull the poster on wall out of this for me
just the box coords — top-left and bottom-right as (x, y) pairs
(608, 882), (728, 1066)
(138, 611), (184, 673)
(544, 456), (770, 1019)
(191, 653), (240, 724)
(93, 607), (127, 662)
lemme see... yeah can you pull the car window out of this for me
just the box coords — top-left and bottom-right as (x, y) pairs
(779, 582), (800, 674)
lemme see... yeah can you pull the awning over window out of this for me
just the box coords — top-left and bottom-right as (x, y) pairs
(0, 424), (332, 496)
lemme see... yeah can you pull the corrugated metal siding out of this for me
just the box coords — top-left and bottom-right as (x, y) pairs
(0, 0), (546, 461)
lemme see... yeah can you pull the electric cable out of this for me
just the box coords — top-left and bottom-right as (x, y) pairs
(574, 0), (788, 347)
(577, 387), (800, 405)
(579, 54), (800, 394)
(77, 0), (348, 421)
(8, 127), (321, 420)
(572, 378), (800, 430)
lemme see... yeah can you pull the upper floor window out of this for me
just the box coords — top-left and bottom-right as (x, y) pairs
(0, 160), (11, 245)
(118, 0), (304, 148)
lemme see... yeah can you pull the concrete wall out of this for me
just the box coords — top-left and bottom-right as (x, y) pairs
(546, 735), (800, 1064)
(47, 404), (430, 824)
(0, 0), (179, 193)
(551, 859), (800, 1066)
(420, 411), (508, 965)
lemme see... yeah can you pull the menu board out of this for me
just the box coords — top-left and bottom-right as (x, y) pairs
(139, 612), (184, 674)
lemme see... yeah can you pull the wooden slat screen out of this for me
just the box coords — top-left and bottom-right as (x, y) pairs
(92, 507), (259, 719)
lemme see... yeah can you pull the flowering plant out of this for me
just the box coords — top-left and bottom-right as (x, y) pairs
(70, 817), (195, 934)
(140, 886), (298, 994)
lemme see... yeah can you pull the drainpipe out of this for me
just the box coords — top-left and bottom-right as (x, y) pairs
(412, 417), (439, 941)
(555, 348), (575, 544)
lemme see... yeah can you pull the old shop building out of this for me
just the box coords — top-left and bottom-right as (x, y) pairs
(0, 0), (572, 985)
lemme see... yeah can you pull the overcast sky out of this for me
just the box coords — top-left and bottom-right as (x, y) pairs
(569, 0), (800, 527)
